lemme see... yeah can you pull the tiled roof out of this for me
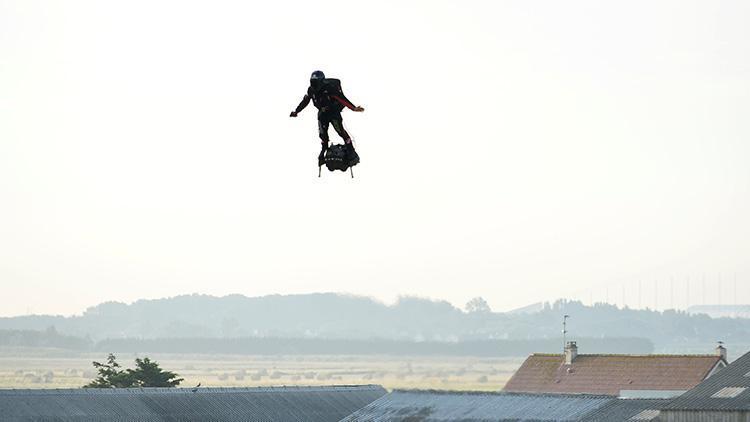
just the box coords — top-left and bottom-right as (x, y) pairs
(0, 384), (386, 422)
(503, 354), (723, 396)
(663, 350), (750, 411)
(339, 389), (614, 421)
(578, 398), (671, 421)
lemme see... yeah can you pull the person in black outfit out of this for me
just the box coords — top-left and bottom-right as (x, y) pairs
(290, 70), (364, 166)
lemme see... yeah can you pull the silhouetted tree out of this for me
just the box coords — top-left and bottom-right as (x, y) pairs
(83, 354), (182, 388)
(128, 357), (183, 387)
(465, 297), (491, 313)
(83, 353), (136, 388)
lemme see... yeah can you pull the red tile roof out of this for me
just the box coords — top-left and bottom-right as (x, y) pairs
(503, 354), (724, 396)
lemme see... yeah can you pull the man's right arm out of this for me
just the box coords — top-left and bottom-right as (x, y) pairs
(290, 94), (311, 117)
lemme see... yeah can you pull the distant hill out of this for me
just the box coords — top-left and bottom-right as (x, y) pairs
(1, 294), (749, 353)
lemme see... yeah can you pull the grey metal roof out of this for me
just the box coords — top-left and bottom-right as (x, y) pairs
(0, 384), (386, 422)
(578, 399), (670, 421)
(339, 389), (614, 421)
(662, 349), (750, 411)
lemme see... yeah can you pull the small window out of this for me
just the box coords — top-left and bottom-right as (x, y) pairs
(630, 409), (660, 421)
(711, 387), (747, 398)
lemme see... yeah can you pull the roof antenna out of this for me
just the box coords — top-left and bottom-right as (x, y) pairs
(562, 315), (570, 352)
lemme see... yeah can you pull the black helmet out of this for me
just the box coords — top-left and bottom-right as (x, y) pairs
(310, 70), (325, 89)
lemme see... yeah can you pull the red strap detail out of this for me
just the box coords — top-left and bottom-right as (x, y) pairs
(331, 95), (356, 110)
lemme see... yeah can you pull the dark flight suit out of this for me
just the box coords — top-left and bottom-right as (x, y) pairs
(293, 78), (357, 147)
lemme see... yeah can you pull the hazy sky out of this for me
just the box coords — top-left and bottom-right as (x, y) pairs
(1, 0), (749, 316)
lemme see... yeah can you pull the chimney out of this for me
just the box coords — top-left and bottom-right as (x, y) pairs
(564, 341), (578, 364)
(716, 342), (728, 362)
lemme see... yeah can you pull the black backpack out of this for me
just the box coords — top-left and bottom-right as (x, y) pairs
(324, 144), (349, 172)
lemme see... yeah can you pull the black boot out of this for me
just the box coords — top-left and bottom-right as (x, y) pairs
(345, 142), (360, 166)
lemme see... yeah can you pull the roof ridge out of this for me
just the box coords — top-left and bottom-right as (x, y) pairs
(390, 389), (614, 399)
(0, 384), (385, 394)
(530, 353), (719, 358)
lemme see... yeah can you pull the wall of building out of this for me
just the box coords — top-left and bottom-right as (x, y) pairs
(661, 410), (750, 422)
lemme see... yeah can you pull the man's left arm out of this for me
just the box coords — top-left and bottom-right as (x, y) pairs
(331, 85), (364, 112)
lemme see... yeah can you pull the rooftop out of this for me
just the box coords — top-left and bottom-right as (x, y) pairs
(579, 398), (671, 421)
(662, 349), (750, 411)
(0, 384), (387, 422)
(503, 353), (724, 396)
(340, 389), (614, 421)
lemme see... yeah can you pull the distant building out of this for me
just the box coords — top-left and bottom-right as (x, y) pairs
(503, 341), (727, 397)
(687, 304), (750, 319)
(0, 385), (386, 422)
(660, 348), (750, 422)
(507, 302), (545, 315)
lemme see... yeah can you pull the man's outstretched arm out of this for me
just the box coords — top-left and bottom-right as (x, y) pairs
(290, 94), (311, 117)
(331, 91), (364, 112)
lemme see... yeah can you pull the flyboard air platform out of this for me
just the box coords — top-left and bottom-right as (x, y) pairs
(319, 143), (357, 178)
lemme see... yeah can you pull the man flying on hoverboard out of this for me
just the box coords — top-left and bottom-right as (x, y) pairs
(290, 70), (364, 169)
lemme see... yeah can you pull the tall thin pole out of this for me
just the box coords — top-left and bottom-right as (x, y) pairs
(670, 277), (674, 310)
(639, 281), (642, 309)
(606, 287), (609, 305)
(563, 315), (570, 352)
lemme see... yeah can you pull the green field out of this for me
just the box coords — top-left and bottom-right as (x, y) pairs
(0, 350), (523, 391)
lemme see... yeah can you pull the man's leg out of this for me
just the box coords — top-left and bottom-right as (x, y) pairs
(331, 118), (351, 143)
(331, 117), (359, 166)
(318, 116), (331, 166)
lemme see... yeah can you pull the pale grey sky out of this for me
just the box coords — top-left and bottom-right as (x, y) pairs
(1, 0), (749, 316)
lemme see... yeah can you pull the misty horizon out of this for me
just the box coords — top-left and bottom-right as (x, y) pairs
(4, 288), (750, 319)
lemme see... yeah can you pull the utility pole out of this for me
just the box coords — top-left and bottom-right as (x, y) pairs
(563, 315), (570, 352)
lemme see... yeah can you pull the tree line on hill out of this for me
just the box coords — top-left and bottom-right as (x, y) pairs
(0, 326), (90, 350)
(95, 336), (653, 356)
(1, 293), (748, 352)
(0, 329), (653, 356)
